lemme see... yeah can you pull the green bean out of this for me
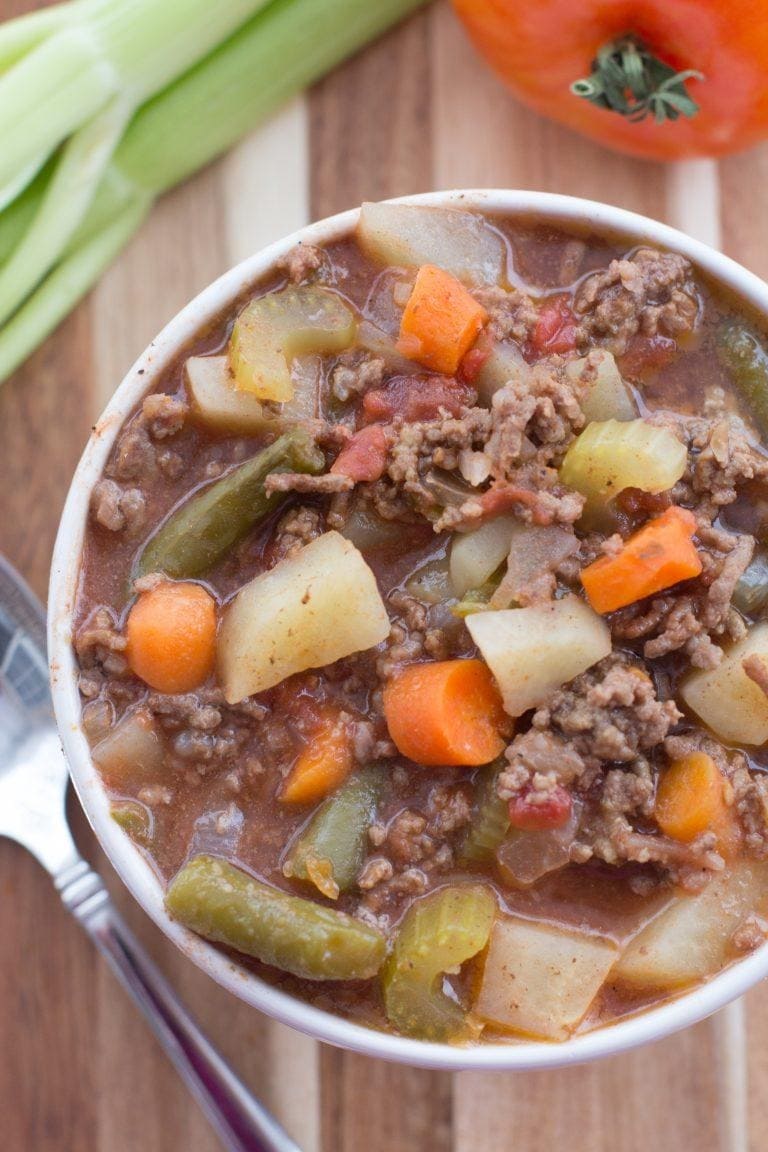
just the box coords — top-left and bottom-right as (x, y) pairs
(382, 884), (496, 1041)
(717, 322), (768, 439)
(165, 854), (386, 981)
(135, 428), (324, 579)
(460, 761), (509, 864)
(283, 766), (385, 900)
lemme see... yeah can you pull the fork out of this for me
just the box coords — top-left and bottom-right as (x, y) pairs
(0, 553), (301, 1152)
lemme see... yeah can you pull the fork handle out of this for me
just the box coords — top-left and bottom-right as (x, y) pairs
(56, 859), (302, 1152)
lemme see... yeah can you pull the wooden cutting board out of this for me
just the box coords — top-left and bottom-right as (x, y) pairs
(1, 3), (766, 1148)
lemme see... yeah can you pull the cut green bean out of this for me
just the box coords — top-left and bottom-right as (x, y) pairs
(166, 854), (387, 980)
(284, 766), (385, 900)
(383, 885), (496, 1041)
(717, 322), (768, 439)
(135, 429), (324, 579)
(461, 761), (510, 864)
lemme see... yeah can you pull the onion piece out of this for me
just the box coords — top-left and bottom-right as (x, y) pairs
(496, 800), (581, 888)
(491, 524), (578, 609)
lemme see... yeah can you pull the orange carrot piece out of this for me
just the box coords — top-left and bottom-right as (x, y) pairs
(655, 752), (740, 856)
(396, 264), (488, 374)
(580, 506), (702, 614)
(126, 580), (217, 694)
(383, 659), (506, 767)
(281, 709), (354, 804)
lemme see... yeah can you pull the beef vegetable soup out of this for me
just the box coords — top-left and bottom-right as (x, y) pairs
(74, 202), (768, 1045)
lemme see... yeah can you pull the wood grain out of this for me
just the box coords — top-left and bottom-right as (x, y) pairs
(1, 0), (767, 1149)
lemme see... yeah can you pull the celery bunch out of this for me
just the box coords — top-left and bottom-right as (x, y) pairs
(0, 0), (427, 382)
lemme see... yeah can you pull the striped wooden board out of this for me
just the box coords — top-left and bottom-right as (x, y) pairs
(0, 2), (766, 1148)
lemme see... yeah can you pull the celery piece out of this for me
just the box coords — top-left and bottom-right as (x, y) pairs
(284, 767), (385, 900)
(135, 429), (323, 580)
(560, 418), (687, 513)
(166, 855), (386, 980)
(110, 799), (153, 846)
(383, 885), (497, 1041)
(230, 286), (356, 402)
(717, 322), (768, 439)
(461, 762), (509, 864)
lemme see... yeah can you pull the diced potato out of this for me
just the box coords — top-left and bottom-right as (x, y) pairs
(475, 339), (529, 406)
(450, 515), (517, 597)
(186, 356), (268, 433)
(466, 595), (611, 717)
(564, 350), (638, 423)
(218, 531), (390, 703)
(357, 202), (506, 285)
(681, 623), (768, 745)
(230, 286), (356, 402)
(614, 864), (768, 989)
(92, 707), (164, 787)
(186, 354), (321, 433)
(474, 916), (619, 1040)
(560, 419), (687, 504)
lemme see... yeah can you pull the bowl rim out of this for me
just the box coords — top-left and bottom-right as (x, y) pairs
(49, 188), (768, 1071)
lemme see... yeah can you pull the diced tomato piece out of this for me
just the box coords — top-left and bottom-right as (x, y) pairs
(361, 375), (476, 424)
(532, 296), (577, 355)
(508, 785), (572, 832)
(473, 484), (553, 525)
(330, 424), (389, 483)
(618, 333), (678, 379)
(459, 345), (491, 383)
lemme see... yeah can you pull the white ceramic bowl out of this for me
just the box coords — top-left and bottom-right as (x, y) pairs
(49, 189), (768, 1070)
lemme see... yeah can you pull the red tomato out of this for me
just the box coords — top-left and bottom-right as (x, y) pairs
(508, 785), (572, 832)
(532, 297), (577, 356)
(330, 424), (389, 483)
(362, 375), (476, 424)
(453, 0), (768, 160)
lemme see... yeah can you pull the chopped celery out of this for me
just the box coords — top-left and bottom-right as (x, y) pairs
(461, 762), (509, 864)
(230, 286), (356, 402)
(135, 429), (323, 579)
(733, 551), (768, 616)
(450, 575), (502, 618)
(110, 799), (153, 846)
(166, 854), (386, 980)
(383, 885), (497, 1041)
(717, 322), (768, 438)
(449, 515), (516, 597)
(283, 767), (385, 899)
(560, 418), (687, 515)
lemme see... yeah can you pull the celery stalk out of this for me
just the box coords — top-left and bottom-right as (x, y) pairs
(0, 0), (428, 383)
(0, 99), (130, 327)
(0, 2), (80, 73)
(0, 196), (149, 381)
(0, 0), (274, 189)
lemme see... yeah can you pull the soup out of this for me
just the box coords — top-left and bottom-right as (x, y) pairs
(73, 202), (768, 1045)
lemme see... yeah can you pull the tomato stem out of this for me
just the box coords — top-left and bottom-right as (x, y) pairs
(571, 36), (702, 124)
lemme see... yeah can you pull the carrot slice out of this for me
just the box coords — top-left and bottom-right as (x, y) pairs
(397, 264), (488, 374)
(383, 659), (506, 767)
(126, 580), (217, 694)
(655, 752), (740, 856)
(281, 708), (354, 804)
(580, 506), (702, 614)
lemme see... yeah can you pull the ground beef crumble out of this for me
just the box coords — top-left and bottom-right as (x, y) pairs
(574, 247), (699, 355)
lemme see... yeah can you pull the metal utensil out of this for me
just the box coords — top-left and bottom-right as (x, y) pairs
(0, 554), (301, 1152)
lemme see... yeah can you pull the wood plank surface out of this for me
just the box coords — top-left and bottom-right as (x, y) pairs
(0, 1), (765, 1150)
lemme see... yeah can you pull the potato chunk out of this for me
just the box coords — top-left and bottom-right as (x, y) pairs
(564, 350), (638, 423)
(474, 916), (619, 1040)
(218, 531), (390, 703)
(614, 865), (767, 989)
(186, 356), (268, 434)
(449, 515), (517, 597)
(466, 595), (611, 717)
(357, 202), (506, 285)
(681, 623), (768, 745)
